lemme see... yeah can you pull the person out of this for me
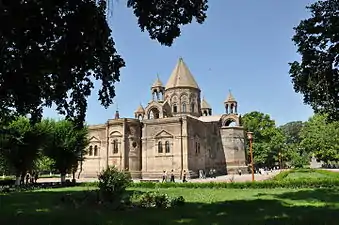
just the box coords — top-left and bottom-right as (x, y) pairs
(34, 172), (39, 183)
(182, 170), (187, 183)
(170, 170), (175, 182)
(25, 173), (30, 184)
(238, 169), (242, 176)
(162, 170), (167, 182)
(30, 172), (35, 183)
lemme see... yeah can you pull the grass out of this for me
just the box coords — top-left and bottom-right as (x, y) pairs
(274, 168), (339, 181)
(1, 186), (339, 225)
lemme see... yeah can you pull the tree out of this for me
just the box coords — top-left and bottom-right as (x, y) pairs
(42, 119), (89, 183)
(300, 114), (339, 163)
(241, 111), (285, 167)
(289, 0), (339, 121)
(279, 121), (304, 145)
(0, 117), (47, 185)
(1, 0), (208, 125)
(33, 155), (55, 175)
(279, 121), (307, 167)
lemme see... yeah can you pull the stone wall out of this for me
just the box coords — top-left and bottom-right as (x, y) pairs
(219, 126), (247, 174)
(81, 124), (107, 177)
(141, 117), (184, 178)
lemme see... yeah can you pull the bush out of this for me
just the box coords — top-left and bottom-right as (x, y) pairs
(98, 166), (132, 204)
(133, 191), (185, 208)
(130, 178), (339, 189)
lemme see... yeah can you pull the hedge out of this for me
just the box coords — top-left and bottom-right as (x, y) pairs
(78, 178), (339, 189)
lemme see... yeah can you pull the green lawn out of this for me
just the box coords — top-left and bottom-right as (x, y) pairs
(1, 186), (339, 225)
(281, 169), (339, 180)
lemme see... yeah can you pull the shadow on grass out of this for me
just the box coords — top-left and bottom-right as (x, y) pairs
(0, 189), (338, 225)
(258, 188), (339, 203)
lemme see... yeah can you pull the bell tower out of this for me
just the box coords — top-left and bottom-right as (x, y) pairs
(224, 90), (238, 114)
(151, 74), (165, 102)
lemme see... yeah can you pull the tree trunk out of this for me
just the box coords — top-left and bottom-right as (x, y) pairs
(15, 176), (21, 186)
(61, 173), (66, 183)
(72, 171), (76, 183)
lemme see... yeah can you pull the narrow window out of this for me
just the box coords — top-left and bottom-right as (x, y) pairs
(195, 142), (198, 154)
(173, 104), (177, 113)
(191, 103), (195, 112)
(158, 141), (163, 153)
(113, 140), (119, 154)
(182, 103), (186, 112)
(94, 145), (98, 156)
(89, 146), (93, 156)
(165, 141), (170, 153)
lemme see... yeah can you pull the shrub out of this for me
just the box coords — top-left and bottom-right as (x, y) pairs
(171, 196), (185, 207)
(97, 166), (132, 204)
(134, 191), (185, 208)
(130, 178), (339, 189)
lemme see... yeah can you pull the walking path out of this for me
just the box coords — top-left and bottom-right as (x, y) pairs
(37, 170), (281, 184)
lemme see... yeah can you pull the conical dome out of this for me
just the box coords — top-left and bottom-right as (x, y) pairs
(134, 104), (145, 114)
(165, 58), (200, 90)
(224, 90), (237, 103)
(151, 75), (163, 88)
(201, 98), (211, 109)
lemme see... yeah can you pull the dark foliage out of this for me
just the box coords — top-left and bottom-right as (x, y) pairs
(98, 166), (132, 204)
(127, 0), (208, 46)
(289, 0), (339, 121)
(0, 0), (208, 126)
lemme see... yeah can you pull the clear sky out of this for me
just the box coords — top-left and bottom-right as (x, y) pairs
(44, 0), (316, 126)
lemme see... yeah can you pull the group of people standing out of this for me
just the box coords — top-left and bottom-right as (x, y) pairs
(162, 170), (187, 183)
(23, 172), (39, 184)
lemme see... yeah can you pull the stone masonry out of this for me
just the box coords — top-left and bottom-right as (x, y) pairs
(80, 58), (248, 179)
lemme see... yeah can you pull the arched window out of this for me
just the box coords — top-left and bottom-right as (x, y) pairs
(182, 103), (187, 112)
(191, 103), (195, 112)
(94, 145), (98, 156)
(195, 142), (201, 154)
(89, 146), (93, 156)
(112, 140), (119, 154)
(165, 141), (170, 153)
(158, 141), (163, 153)
(203, 110), (208, 116)
(149, 108), (160, 119)
(173, 104), (177, 113)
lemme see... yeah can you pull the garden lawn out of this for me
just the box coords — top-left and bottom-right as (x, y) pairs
(1, 186), (339, 225)
(278, 169), (339, 180)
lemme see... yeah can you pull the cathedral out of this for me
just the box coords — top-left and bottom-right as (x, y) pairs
(81, 58), (248, 179)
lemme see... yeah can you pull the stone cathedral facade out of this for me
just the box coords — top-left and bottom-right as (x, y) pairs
(81, 58), (248, 178)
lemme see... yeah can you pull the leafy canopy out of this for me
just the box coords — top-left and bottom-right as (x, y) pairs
(300, 113), (339, 162)
(42, 119), (89, 176)
(0, 0), (208, 125)
(241, 111), (284, 167)
(289, 0), (339, 121)
(0, 117), (47, 176)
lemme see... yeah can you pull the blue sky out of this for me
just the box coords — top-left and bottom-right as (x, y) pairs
(44, 0), (316, 126)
